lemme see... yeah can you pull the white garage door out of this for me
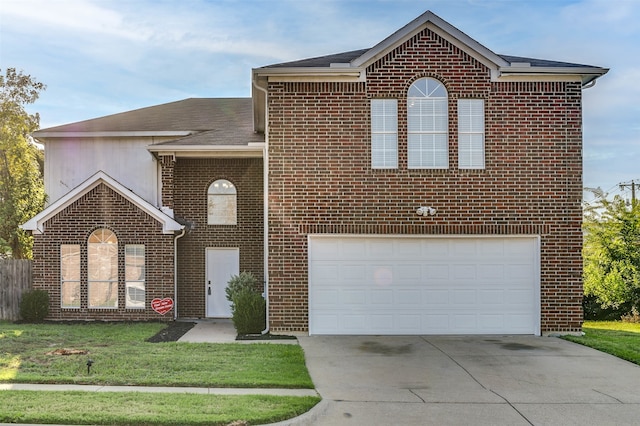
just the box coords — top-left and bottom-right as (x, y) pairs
(308, 235), (539, 335)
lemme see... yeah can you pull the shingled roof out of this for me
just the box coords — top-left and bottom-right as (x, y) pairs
(34, 98), (264, 146)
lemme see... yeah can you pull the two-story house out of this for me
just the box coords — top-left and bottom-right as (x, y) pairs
(23, 11), (607, 335)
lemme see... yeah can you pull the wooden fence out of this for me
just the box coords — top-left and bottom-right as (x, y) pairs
(0, 259), (32, 321)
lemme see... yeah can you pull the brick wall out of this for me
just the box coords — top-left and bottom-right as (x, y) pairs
(173, 158), (264, 318)
(267, 27), (583, 333)
(32, 183), (176, 321)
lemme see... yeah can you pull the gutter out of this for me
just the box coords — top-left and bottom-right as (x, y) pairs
(252, 75), (270, 335)
(173, 228), (186, 320)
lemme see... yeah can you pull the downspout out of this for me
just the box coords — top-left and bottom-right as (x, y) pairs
(252, 75), (270, 335)
(173, 227), (186, 320)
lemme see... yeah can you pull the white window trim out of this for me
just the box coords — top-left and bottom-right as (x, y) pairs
(207, 179), (237, 225)
(87, 229), (118, 309)
(60, 244), (81, 309)
(125, 244), (146, 309)
(371, 99), (398, 169)
(407, 78), (449, 169)
(458, 99), (485, 169)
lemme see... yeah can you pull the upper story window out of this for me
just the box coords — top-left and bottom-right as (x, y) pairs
(207, 179), (237, 225)
(458, 99), (485, 169)
(407, 78), (449, 169)
(371, 99), (398, 169)
(87, 228), (118, 308)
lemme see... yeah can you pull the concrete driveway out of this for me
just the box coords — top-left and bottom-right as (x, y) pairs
(296, 335), (640, 425)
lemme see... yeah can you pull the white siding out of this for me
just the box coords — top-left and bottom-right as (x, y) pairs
(44, 137), (166, 206)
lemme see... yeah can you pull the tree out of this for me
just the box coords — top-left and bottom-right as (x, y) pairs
(583, 191), (640, 314)
(0, 68), (46, 259)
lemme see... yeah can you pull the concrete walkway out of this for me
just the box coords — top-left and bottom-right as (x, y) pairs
(177, 319), (299, 344)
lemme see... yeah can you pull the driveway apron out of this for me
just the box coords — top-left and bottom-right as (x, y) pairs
(297, 335), (640, 425)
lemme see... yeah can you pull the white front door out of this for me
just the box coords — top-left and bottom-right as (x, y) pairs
(206, 248), (239, 318)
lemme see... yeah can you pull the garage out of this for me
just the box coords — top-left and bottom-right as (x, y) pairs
(308, 235), (540, 335)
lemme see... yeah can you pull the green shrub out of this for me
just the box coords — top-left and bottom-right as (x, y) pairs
(19, 289), (49, 322)
(226, 272), (258, 302)
(226, 272), (265, 334)
(231, 290), (267, 334)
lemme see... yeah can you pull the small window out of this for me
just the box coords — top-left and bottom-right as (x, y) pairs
(60, 244), (81, 308)
(88, 228), (118, 308)
(207, 179), (237, 225)
(125, 245), (145, 309)
(407, 77), (449, 169)
(458, 99), (485, 169)
(371, 99), (398, 169)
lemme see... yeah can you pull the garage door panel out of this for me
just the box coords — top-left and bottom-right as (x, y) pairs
(396, 290), (422, 305)
(371, 289), (393, 304)
(424, 264), (450, 279)
(478, 264), (504, 280)
(479, 289), (505, 304)
(309, 236), (539, 335)
(424, 289), (448, 304)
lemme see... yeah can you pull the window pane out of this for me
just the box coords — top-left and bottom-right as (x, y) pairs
(371, 99), (398, 169)
(208, 194), (237, 225)
(61, 245), (80, 281)
(126, 282), (145, 309)
(125, 245), (145, 281)
(458, 99), (485, 169)
(88, 243), (118, 281)
(372, 133), (398, 168)
(61, 245), (81, 309)
(208, 179), (237, 225)
(408, 134), (448, 169)
(125, 245), (145, 309)
(61, 282), (80, 308)
(88, 229), (118, 309)
(407, 78), (449, 169)
(89, 281), (118, 308)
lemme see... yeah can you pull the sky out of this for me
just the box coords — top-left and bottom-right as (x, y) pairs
(1, 0), (638, 201)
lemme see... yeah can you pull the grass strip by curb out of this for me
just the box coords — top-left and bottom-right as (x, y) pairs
(0, 390), (321, 425)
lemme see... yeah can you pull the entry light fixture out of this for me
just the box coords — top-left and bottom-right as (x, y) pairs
(416, 206), (437, 216)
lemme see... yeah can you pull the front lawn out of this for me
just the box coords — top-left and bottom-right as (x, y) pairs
(0, 321), (313, 388)
(562, 320), (640, 365)
(0, 321), (319, 425)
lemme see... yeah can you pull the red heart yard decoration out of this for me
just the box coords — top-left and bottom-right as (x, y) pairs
(151, 298), (174, 315)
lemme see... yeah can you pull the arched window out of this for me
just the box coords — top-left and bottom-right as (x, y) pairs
(207, 179), (237, 225)
(88, 228), (118, 308)
(407, 77), (449, 169)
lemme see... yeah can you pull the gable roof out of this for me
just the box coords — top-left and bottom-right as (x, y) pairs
(33, 98), (264, 146)
(254, 10), (607, 84)
(21, 171), (184, 235)
(252, 10), (608, 132)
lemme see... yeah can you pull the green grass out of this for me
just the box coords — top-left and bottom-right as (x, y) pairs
(0, 321), (313, 388)
(0, 321), (320, 425)
(0, 391), (320, 425)
(563, 321), (640, 365)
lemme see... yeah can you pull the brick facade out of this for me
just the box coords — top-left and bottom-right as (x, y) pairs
(32, 183), (176, 321)
(172, 158), (264, 318)
(266, 28), (584, 333)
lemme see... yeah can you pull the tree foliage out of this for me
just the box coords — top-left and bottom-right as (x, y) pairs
(0, 68), (46, 258)
(583, 192), (640, 313)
